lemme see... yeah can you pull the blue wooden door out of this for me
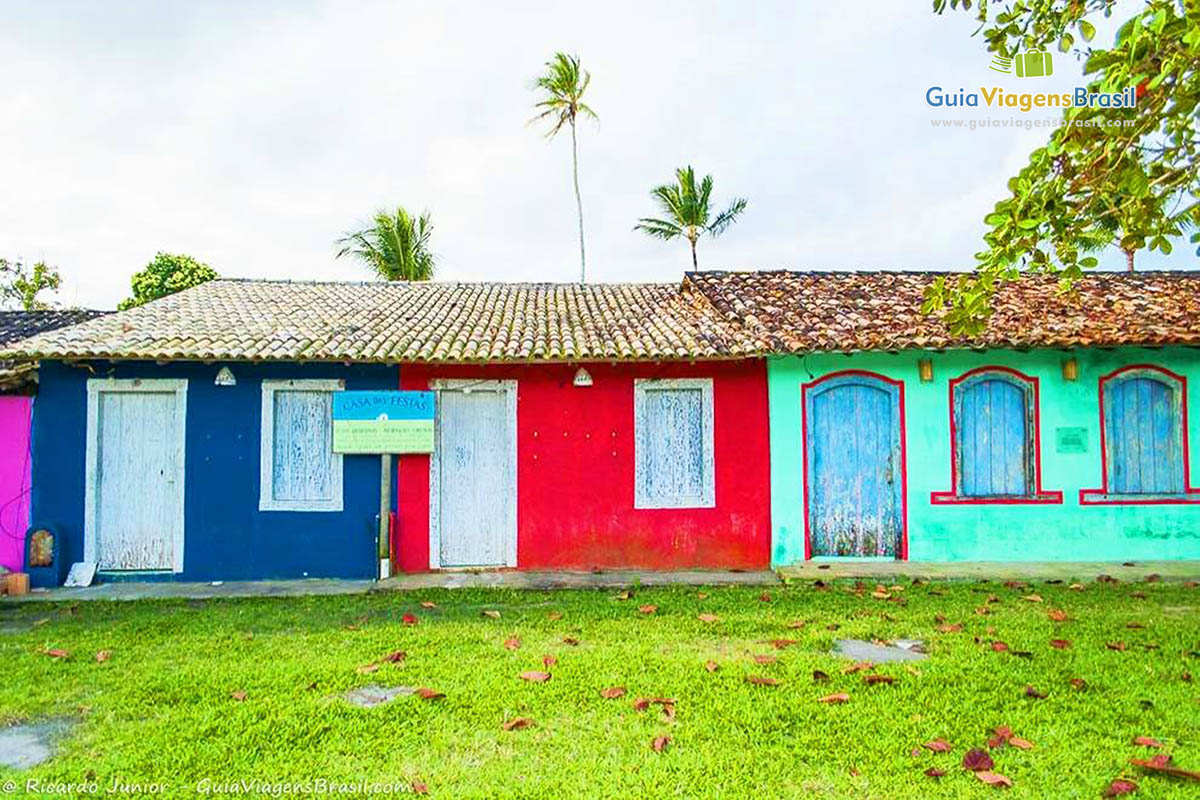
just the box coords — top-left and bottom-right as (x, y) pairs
(957, 376), (1031, 496)
(1104, 375), (1183, 494)
(806, 375), (902, 557)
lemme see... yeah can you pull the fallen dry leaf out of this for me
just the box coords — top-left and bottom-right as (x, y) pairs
(1103, 779), (1138, 797)
(975, 771), (1013, 788)
(411, 781), (429, 795)
(812, 670), (829, 682)
(937, 623), (963, 633)
(1048, 609), (1069, 622)
(381, 650), (407, 663)
(651, 735), (671, 752)
(415, 687), (444, 700)
(520, 670), (551, 683)
(704, 660), (719, 673)
(482, 610), (501, 619)
(502, 717), (533, 731)
(924, 768), (946, 778)
(1022, 594), (1044, 603)
(817, 692), (850, 704)
(638, 605), (657, 614)
(746, 675), (780, 686)
(401, 613), (418, 625)
(991, 641), (1009, 652)
(542, 655), (557, 668)
(1050, 639), (1072, 649)
(767, 638), (799, 649)
(43, 648), (70, 659)
(419, 601), (437, 609)
(759, 592), (772, 602)
(1025, 685), (1047, 699)
(231, 690), (247, 701)
(615, 590), (632, 600)
(844, 661), (873, 674)
(562, 637), (580, 646)
(1130, 754), (1200, 781)
(94, 650), (111, 663)
(503, 637), (521, 651)
(864, 674), (896, 686)
(924, 739), (953, 752)
(697, 592), (709, 599)
(697, 613), (719, 623)
(1069, 583), (1085, 591)
(1070, 678), (1088, 690)
(600, 686), (626, 699)
(962, 748), (995, 771)
(547, 611), (563, 621)
(753, 655), (777, 665)
(1107, 641), (1128, 651)
(786, 620), (808, 629)
(1009, 737), (1034, 750)
(1133, 736), (1164, 748)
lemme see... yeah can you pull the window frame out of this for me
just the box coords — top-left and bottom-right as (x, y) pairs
(1081, 364), (1200, 505)
(633, 377), (716, 510)
(931, 366), (1062, 505)
(259, 378), (345, 512)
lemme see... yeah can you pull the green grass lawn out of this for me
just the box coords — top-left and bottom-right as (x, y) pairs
(1, 578), (1197, 798)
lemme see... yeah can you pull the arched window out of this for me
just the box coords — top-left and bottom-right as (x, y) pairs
(932, 367), (1061, 504)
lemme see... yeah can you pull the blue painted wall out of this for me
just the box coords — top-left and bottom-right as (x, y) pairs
(32, 360), (398, 584)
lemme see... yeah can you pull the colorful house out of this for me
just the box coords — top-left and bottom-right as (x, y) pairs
(5, 280), (769, 584)
(0, 310), (107, 574)
(686, 270), (1200, 565)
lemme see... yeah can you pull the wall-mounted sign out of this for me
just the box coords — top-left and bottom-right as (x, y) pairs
(1055, 426), (1088, 454)
(332, 391), (435, 454)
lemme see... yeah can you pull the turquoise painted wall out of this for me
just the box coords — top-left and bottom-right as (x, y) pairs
(768, 347), (1200, 565)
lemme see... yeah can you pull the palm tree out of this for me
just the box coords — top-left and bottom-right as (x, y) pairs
(635, 167), (747, 270)
(531, 52), (597, 282)
(335, 207), (435, 281)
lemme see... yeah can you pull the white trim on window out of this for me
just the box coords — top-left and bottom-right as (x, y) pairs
(633, 377), (716, 509)
(259, 378), (345, 512)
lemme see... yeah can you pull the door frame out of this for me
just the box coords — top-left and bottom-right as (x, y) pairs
(84, 378), (188, 573)
(801, 370), (907, 561)
(428, 379), (518, 569)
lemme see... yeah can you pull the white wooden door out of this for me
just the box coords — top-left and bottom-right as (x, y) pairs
(86, 380), (187, 572)
(431, 381), (517, 568)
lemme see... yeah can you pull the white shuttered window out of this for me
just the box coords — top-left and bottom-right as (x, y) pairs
(260, 379), (344, 511)
(633, 378), (715, 509)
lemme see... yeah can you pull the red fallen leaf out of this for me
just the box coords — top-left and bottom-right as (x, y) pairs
(843, 661), (873, 674)
(1048, 609), (1069, 622)
(415, 687), (444, 700)
(991, 641), (1009, 652)
(1107, 641), (1128, 651)
(817, 692), (850, 704)
(600, 686), (626, 699)
(1008, 737), (1034, 750)
(825, 623), (840, 630)
(1103, 779), (1138, 797)
(864, 674), (895, 686)
(419, 601), (437, 609)
(812, 670), (830, 682)
(231, 690), (247, 701)
(562, 637), (580, 646)
(924, 768), (946, 778)
(962, 748), (995, 771)
(638, 605), (657, 614)
(786, 620), (808, 629)
(401, 613), (418, 625)
(1145, 573), (1161, 582)
(768, 638), (799, 649)
(1133, 736), (1164, 748)
(94, 650), (111, 663)
(759, 592), (772, 602)
(697, 613), (719, 623)
(1025, 685), (1047, 699)
(746, 675), (780, 686)
(502, 717), (533, 731)
(632, 697), (675, 711)
(482, 610), (501, 619)
(1131, 754), (1200, 780)
(503, 637), (521, 651)
(976, 771), (1013, 787)
(1022, 594), (1044, 603)
(542, 655), (557, 668)
(651, 735), (670, 752)
(43, 648), (70, 659)
(753, 654), (777, 665)
(1070, 678), (1088, 690)
(381, 650), (407, 663)
(547, 611), (564, 620)
(1003, 580), (1028, 590)
(936, 623), (963, 633)
(923, 739), (953, 752)
(1183, 672), (1193, 683)
(411, 781), (429, 795)
(520, 671), (551, 683)
(1050, 639), (1072, 649)
(704, 660), (719, 673)
(1097, 574), (1119, 583)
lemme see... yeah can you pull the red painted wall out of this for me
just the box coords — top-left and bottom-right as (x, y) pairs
(395, 361), (770, 572)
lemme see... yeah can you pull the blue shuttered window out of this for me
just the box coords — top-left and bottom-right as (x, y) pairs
(633, 379), (715, 509)
(1103, 371), (1184, 495)
(954, 372), (1034, 497)
(259, 379), (344, 512)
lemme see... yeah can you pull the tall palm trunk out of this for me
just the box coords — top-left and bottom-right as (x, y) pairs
(570, 119), (586, 282)
(689, 236), (698, 269)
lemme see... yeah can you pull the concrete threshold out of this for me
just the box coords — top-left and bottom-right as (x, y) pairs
(373, 569), (782, 591)
(779, 560), (1200, 583)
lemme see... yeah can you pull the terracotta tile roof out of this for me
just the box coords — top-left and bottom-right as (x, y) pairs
(683, 270), (1200, 352)
(1, 309), (109, 390)
(0, 279), (758, 364)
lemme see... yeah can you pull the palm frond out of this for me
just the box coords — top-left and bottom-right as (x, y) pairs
(334, 206), (436, 281)
(708, 198), (747, 236)
(633, 218), (683, 240)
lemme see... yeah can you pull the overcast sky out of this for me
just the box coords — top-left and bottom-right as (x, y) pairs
(1, 1), (1192, 310)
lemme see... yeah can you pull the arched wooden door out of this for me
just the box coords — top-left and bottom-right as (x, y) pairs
(804, 373), (904, 558)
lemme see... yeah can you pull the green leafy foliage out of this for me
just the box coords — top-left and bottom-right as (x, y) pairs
(335, 207), (436, 282)
(531, 52), (598, 282)
(928, 0), (1199, 335)
(118, 252), (218, 310)
(635, 166), (748, 269)
(0, 257), (62, 310)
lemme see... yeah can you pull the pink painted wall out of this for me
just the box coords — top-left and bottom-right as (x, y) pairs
(0, 396), (32, 571)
